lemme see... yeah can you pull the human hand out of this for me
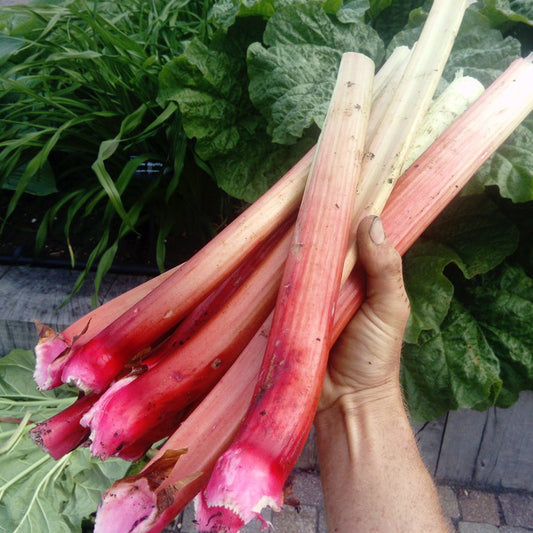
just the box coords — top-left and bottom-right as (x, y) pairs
(318, 215), (411, 414)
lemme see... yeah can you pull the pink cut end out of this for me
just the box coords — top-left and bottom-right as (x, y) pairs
(80, 375), (137, 459)
(94, 478), (158, 533)
(33, 322), (70, 390)
(196, 447), (282, 532)
(61, 342), (116, 393)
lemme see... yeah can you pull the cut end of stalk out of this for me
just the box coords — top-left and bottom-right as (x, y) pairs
(196, 447), (282, 532)
(33, 321), (70, 390)
(80, 375), (137, 459)
(94, 476), (158, 533)
(61, 341), (116, 393)
(28, 423), (50, 455)
(94, 449), (197, 533)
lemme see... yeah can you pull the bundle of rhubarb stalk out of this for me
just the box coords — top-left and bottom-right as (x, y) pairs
(28, 1), (533, 532)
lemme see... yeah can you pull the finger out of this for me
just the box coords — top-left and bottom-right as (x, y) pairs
(356, 215), (410, 333)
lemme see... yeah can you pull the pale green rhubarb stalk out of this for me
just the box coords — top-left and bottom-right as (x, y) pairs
(94, 55), (533, 533)
(403, 74), (484, 169)
(343, 0), (469, 277)
(355, 0), (468, 220)
(195, 52), (375, 529)
(196, 54), (533, 533)
(35, 46), (407, 395)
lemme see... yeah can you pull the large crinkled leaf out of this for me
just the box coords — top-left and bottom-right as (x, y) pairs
(401, 299), (503, 423)
(248, 42), (344, 143)
(0, 350), (130, 533)
(208, 0), (342, 32)
(158, 37), (250, 160)
(403, 194), (519, 343)
(480, 0), (533, 27)
(469, 115), (533, 203)
(464, 263), (533, 408)
(336, 0), (371, 23)
(247, 2), (384, 143)
(210, 127), (315, 201)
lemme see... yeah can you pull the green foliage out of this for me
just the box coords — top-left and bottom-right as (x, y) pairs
(0, 350), (130, 533)
(0, 0), (230, 299)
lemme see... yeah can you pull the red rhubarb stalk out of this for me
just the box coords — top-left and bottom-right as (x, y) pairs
(93, 315), (273, 533)
(93, 55), (533, 533)
(29, 392), (100, 459)
(197, 52), (374, 530)
(80, 225), (293, 460)
(58, 152), (311, 393)
(33, 265), (180, 390)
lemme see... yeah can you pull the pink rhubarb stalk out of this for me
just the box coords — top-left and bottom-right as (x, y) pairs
(93, 315), (273, 533)
(29, 392), (99, 459)
(59, 152), (312, 393)
(93, 54), (533, 533)
(80, 225), (293, 460)
(197, 52), (374, 530)
(33, 265), (180, 390)
(197, 54), (533, 532)
(31, 219), (293, 462)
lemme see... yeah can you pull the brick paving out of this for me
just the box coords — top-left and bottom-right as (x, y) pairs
(162, 470), (533, 532)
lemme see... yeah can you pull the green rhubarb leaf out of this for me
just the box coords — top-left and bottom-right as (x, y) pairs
(462, 263), (533, 408)
(402, 298), (503, 423)
(158, 26), (260, 161)
(209, 0), (275, 32)
(468, 115), (533, 203)
(247, 2), (384, 144)
(403, 194), (519, 343)
(208, 0), (342, 32)
(210, 127), (315, 201)
(157, 15), (314, 202)
(0, 350), (130, 533)
(479, 0), (533, 28)
(335, 0), (370, 23)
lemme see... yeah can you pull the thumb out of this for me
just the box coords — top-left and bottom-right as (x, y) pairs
(356, 215), (410, 337)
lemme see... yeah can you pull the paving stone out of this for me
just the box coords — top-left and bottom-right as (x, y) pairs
(457, 522), (499, 533)
(290, 470), (324, 506)
(270, 504), (318, 533)
(458, 489), (500, 525)
(439, 485), (460, 520)
(499, 527), (533, 533)
(499, 493), (533, 529)
(178, 502), (273, 533)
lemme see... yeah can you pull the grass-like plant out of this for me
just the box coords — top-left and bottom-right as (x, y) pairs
(0, 0), (228, 302)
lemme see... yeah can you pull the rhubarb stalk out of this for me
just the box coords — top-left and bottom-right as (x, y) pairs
(196, 52), (375, 530)
(355, 0), (468, 220)
(33, 265), (180, 390)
